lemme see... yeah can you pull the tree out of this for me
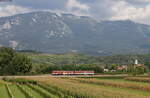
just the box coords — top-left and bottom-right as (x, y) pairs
(127, 65), (145, 76)
(144, 62), (150, 71)
(0, 47), (32, 75)
(11, 54), (32, 74)
(108, 64), (118, 70)
(134, 67), (145, 75)
(0, 47), (15, 74)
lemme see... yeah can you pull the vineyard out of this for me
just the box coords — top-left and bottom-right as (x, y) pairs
(0, 76), (150, 98)
(0, 78), (70, 98)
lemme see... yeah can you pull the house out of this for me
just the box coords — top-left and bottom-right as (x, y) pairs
(110, 70), (116, 72)
(136, 64), (144, 67)
(117, 65), (128, 70)
(104, 69), (109, 72)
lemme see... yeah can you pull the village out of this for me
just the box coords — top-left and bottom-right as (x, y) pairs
(103, 59), (145, 74)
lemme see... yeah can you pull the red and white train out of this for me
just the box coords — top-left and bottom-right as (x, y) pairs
(52, 71), (94, 75)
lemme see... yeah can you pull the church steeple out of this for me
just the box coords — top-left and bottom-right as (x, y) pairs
(135, 59), (138, 65)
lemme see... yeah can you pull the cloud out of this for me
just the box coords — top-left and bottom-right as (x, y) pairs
(0, 5), (31, 17)
(65, 0), (91, 16)
(85, 0), (115, 20)
(66, 0), (90, 11)
(78, 0), (150, 24)
(0, 0), (150, 24)
(137, 0), (150, 2)
(110, 1), (150, 24)
(129, 0), (150, 3)
(13, 0), (67, 10)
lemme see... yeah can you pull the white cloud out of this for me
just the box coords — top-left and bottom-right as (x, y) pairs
(0, 0), (150, 25)
(110, 1), (150, 24)
(66, 0), (90, 11)
(65, 0), (90, 16)
(0, 5), (31, 17)
(135, 0), (150, 3)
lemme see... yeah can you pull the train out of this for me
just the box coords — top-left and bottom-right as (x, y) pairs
(52, 71), (95, 75)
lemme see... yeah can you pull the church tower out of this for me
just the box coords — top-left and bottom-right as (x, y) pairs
(135, 59), (138, 65)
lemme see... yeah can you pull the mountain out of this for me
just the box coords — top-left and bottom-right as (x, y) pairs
(0, 11), (150, 55)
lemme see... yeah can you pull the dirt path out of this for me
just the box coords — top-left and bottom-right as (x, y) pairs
(0, 74), (127, 79)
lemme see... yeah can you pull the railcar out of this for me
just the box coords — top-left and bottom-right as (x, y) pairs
(52, 71), (94, 75)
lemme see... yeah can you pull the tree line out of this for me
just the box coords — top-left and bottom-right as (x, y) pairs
(0, 47), (150, 75)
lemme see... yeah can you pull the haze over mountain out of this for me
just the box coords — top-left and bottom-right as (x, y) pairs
(0, 11), (150, 55)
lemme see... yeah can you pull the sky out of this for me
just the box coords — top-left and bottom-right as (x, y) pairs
(0, 0), (150, 24)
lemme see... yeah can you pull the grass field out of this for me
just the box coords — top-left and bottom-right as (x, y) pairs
(0, 79), (62, 98)
(0, 76), (150, 98)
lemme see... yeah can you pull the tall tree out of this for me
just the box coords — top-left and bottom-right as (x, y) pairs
(0, 47), (32, 75)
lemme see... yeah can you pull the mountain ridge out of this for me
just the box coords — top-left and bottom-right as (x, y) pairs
(0, 11), (150, 55)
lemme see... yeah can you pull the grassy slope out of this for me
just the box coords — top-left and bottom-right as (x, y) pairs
(64, 77), (150, 96)
(30, 84), (57, 98)
(27, 52), (150, 65)
(1, 76), (150, 97)
(28, 53), (102, 66)
(73, 78), (150, 96)
(23, 85), (43, 98)
(94, 78), (150, 86)
(0, 84), (10, 98)
(71, 77), (150, 92)
(9, 84), (26, 98)
(25, 76), (150, 98)
(0, 79), (57, 98)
